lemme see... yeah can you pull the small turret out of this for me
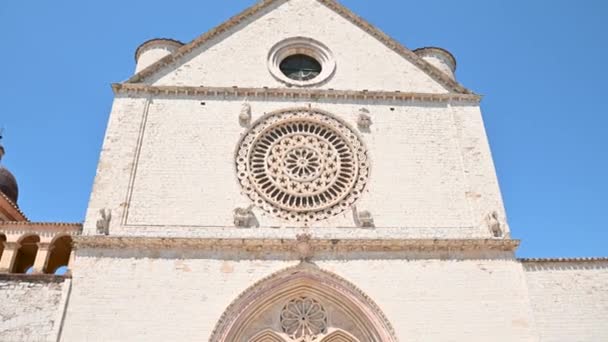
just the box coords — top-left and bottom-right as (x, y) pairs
(414, 47), (457, 80)
(134, 38), (184, 74)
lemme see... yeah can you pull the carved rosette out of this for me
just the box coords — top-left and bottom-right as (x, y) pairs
(280, 297), (328, 340)
(236, 109), (369, 223)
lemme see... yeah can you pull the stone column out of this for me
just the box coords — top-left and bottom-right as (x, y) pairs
(0, 242), (18, 272)
(32, 243), (51, 274)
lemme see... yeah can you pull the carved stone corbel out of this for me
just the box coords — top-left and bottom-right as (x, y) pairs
(353, 206), (374, 228)
(96, 209), (111, 235)
(233, 205), (258, 228)
(485, 211), (508, 238)
(239, 103), (252, 127)
(295, 233), (314, 261)
(357, 108), (372, 131)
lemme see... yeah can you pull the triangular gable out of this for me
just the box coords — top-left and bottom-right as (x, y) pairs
(127, 0), (472, 94)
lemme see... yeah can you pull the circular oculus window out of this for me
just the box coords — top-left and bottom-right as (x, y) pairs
(280, 54), (322, 81)
(268, 37), (336, 87)
(236, 109), (369, 223)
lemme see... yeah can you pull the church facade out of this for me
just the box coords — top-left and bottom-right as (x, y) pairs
(1, 0), (607, 341)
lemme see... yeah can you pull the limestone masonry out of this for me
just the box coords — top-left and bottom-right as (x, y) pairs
(1, 0), (606, 341)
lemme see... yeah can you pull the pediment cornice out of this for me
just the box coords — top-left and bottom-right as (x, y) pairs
(126, 0), (472, 94)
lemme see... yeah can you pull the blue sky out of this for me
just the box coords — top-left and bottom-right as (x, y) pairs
(0, 1), (606, 258)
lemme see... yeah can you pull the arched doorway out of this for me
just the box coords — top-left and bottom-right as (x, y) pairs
(210, 263), (397, 342)
(44, 235), (72, 275)
(11, 234), (40, 274)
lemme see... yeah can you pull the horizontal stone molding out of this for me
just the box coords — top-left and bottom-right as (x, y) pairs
(0, 273), (70, 283)
(74, 236), (519, 253)
(519, 257), (608, 263)
(0, 222), (82, 237)
(521, 258), (608, 272)
(111, 83), (481, 103)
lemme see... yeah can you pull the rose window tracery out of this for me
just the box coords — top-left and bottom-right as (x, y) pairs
(236, 109), (369, 223)
(283, 147), (323, 181)
(280, 297), (328, 340)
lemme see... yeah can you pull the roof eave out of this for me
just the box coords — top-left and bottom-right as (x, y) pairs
(0, 192), (27, 222)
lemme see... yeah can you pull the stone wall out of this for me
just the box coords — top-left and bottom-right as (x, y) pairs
(83, 95), (505, 240)
(60, 248), (538, 341)
(524, 260), (608, 342)
(0, 275), (70, 342)
(82, 0), (506, 240)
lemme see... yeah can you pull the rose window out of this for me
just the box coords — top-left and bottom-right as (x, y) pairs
(236, 109), (369, 223)
(280, 297), (327, 340)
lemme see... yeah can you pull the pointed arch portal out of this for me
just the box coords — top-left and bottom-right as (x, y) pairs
(210, 263), (397, 342)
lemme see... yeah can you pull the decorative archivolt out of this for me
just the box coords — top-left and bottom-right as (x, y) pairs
(321, 330), (359, 342)
(209, 263), (397, 342)
(249, 328), (358, 342)
(231, 293), (364, 342)
(250, 329), (285, 342)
